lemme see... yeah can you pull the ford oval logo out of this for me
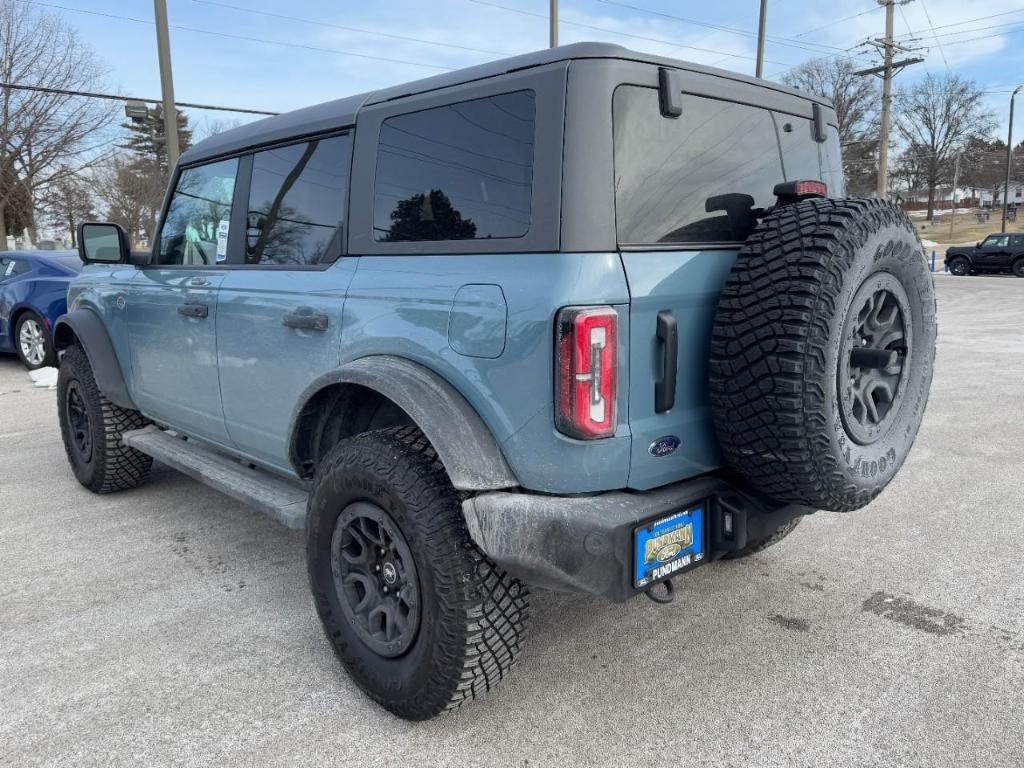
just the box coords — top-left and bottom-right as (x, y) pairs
(648, 436), (681, 457)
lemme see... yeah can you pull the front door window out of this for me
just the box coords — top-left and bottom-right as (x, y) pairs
(157, 158), (239, 266)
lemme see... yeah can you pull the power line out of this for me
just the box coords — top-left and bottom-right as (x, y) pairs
(793, 6), (880, 39)
(20, 0), (453, 72)
(190, 0), (513, 58)
(919, 0), (949, 71)
(0, 81), (279, 115)
(895, 7), (1024, 36)
(468, 0), (794, 66)
(593, 0), (854, 57)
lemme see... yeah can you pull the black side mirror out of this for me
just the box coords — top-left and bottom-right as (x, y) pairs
(78, 222), (131, 265)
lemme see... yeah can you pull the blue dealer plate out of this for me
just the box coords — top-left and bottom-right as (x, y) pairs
(633, 504), (706, 588)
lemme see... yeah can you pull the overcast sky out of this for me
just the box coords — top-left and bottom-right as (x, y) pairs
(43, 0), (1024, 141)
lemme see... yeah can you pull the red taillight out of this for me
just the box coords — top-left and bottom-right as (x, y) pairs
(555, 306), (618, 439)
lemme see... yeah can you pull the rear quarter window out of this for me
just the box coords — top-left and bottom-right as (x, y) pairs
(613, 87), (784, 245)
(372, 90), (536, 242)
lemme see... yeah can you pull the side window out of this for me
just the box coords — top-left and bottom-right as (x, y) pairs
(1, 258), (29, 278)
(1012, 235), (1024, 247)
(613, 87), (784, 244)
(245, 134), (351, 265)
(984, 235), (1009, 248)
(157, 157), (239, 266)
(373, 90), (536, 242)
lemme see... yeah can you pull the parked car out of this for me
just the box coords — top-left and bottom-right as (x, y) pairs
(945, 233), (1024, 276)
(0, 250), (80, 369)
(53, 43), (936, 720)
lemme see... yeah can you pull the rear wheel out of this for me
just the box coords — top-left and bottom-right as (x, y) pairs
(710, 198), (936, 512)
(1012, 258), (1024, 278)
(948, 256), (970, 276)
(15, 311), (54, 369)
(306, 426), (528, 720)
(57, 344), (152, 493)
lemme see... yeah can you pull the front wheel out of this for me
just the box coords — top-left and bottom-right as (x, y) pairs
(15, 311), (54, 369)
(947, 256), (970, 276)
(57, 344), (152, 493)
(306, 426), (529, 720)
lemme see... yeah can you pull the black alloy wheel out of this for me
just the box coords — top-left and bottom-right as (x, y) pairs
(948, 257), (970, 276)
(331, 501), (421, 658)
(838, 274), (911, 446)
(64, 380), (94, 465)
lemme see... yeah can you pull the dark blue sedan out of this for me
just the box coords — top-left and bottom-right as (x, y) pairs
(0, 250), (81, 369)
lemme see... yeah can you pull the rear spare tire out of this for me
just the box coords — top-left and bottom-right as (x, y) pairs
(709, 198), (936, 512)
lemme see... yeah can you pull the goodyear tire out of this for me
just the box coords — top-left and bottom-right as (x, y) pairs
(57, 344), (152, 493)
(709, 198), (936, 512)
(306, 426), (529, 720)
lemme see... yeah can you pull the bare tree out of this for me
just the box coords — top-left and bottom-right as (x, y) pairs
(893, 74), (995, 220)
(0, 0), (114, 244)
(783, 57), (880, 195)
(39, 166), (94, 246)
(92, 153), (165, 246)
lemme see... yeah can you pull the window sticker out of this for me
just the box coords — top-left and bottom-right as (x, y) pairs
(216, 219), (230, 261)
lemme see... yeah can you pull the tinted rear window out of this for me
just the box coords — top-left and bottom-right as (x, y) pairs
(613, 87), (784, 245)
(245, 134), (351, 265)
(373, 90), (535, 242)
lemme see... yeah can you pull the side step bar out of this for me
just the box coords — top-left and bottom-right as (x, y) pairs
(122, 427), (309, 529)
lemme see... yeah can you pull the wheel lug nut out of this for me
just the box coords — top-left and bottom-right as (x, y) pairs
(374, 564), (381, 573)
(382, 586), (389, 594)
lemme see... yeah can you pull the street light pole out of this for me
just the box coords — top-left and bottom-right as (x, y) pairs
(755, 0), (768, 78)
(877, 0), (895, 198)
(1001, 85), (1022, 234)
(153, 0), (180, 171)
(549, 0), (558, 48)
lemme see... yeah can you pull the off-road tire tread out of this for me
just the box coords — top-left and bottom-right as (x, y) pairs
(58, 344), (152, 493)
(309, 425), (528, 720)
(722, 517), (802, 559)
(709, 197), (933, 511)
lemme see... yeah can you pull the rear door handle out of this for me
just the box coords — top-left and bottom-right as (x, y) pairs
(177, 303), (209, 319)
(655, 310), (678, 413)
(282, 309), (328, 331)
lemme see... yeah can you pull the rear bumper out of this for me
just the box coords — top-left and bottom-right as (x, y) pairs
(462, 475), (812, 602)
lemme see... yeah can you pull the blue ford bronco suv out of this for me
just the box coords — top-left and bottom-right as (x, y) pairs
(56, 43), (936, 720)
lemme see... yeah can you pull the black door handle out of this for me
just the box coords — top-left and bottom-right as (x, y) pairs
(177, 303), (208, 319)
(282, 309), (328, 331)
(655, 310), (678, 413)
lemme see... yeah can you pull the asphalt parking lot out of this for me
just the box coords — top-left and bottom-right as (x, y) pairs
(2, 275), (1022, 768)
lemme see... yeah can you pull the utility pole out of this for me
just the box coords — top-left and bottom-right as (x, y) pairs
(877, 0), (895, 198)
(549, 0), (558, 48)
(949, 152), (960, 239)
(1001, 85), (1021, 234)
(755, 0), (768, 78)
(153, 0), (180, 171)
(853, 1), (923, 199)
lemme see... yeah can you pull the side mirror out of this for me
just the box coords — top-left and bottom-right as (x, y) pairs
(976, 241), (981, 248)
(78, 222), (131, 265)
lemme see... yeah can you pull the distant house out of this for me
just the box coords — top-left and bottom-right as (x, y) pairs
(974, 181), (1024, 208)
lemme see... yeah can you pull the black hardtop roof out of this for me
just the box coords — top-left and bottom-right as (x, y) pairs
(180, 42), (832, 166)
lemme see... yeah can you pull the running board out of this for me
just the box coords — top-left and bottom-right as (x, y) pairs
(122, 427), (308, 529)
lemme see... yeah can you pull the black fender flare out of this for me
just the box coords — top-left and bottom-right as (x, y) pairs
(53, 310), (136, 410)
(289, 356), (518, 491)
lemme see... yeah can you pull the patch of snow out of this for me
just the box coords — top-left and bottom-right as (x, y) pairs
(28, 366), (58, 389)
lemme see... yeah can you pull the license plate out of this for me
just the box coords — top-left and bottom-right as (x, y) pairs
(634, 504), (706, 588)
